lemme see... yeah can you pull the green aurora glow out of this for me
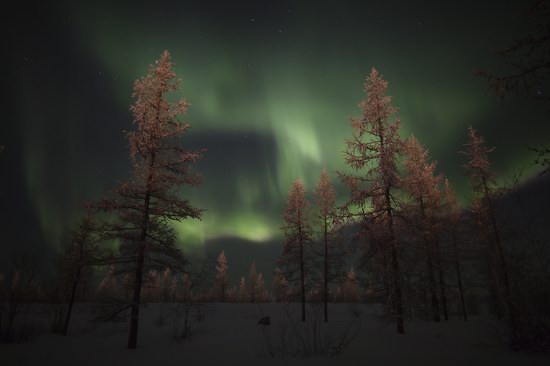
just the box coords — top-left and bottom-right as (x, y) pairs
(6, 0), (549, 253)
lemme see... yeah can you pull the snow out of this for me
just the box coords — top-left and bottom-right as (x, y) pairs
(1, 303), (549, 366)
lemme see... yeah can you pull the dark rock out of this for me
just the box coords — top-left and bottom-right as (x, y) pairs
(258, 316), (270, 326)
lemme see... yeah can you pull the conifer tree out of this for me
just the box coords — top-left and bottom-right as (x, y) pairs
(215, 251), (228, 302)
(272, 267), (290, 302)
(279, 178), (312, 322)
(96, 266), (119, 300)
(402, 136), (444, 322)
(238, 277), (247, 302)
(95, 51), (203, 349)
(340, 68), (405, 333)
(58, 213), (102, 335)
(256, 272), (266, 302)
(160, 267), (174, 302)
(313, 169), (343, 322)
(461, 126), (516, 335)
(342, 267), (360, 302)
(363, 181), (393, 305)
(247, 262), (259, 303)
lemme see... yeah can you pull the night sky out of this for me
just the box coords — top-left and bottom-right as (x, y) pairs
(3, 1), (549, 278)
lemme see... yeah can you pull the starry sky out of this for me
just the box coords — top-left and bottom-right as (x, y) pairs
(2, 0), (549, 278)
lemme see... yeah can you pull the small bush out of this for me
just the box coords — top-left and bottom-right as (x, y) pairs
(260, 303), (360, 358)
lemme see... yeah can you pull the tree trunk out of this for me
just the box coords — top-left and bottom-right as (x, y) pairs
(452, 230), (468, 321)
(128, 172), (153, 348)
(381, 242), (390, 306)
(420, 199), (439, 323)
(127, 135), (157, 349)
(128, 241), (146, 349)
(299, 222), (306, 322)
(425, 244), (440, 322)
(386, 188), (404, 334)
(434, 235), (449, 321)
(486, 253), (503, 320)
(378, 123), (403, 334)
(5, 304), (18, 342)
(324, 217), (328, 323)
(482, 177), (517, 337)
(390, 241), (404, 333)
(62, 265), (82, 335)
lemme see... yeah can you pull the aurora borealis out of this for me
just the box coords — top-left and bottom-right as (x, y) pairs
(3, 0), (549, 272)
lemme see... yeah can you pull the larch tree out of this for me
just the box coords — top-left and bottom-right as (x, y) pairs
(96, 265), (119, 300)
(215, 250), (228, 302)
(361, 181), (393, 306)
(531, 144), (550, 175)
(475, 0), (549, 102)
(159, 267), (175, 302)
(57, 213), (103, 335)
(0, 253), (40, 342)
(432, 203), (449, 322)
(313, 169), (343, 322)
(442, 178), (468, 321)
(340, 67), (405, 333)
(256, 272), (266, 302)
(402, 135), (444, 322)
(247, 261), (259, 303)
(95, 51), (204, 349)
(342, 267), (360, 302)
(279, 178), (312, 322)
(272, 267), (290, 302)
(461, 126), (516, 336)
(475, 0), (550, 178)
(238, 277), (247, 302)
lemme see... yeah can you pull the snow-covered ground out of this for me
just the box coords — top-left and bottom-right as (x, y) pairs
(1, 303), (549, 366)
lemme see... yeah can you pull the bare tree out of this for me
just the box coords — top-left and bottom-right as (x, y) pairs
(171, 258), (213, 340)
(475, 0), (550, 179)
(0, 253), (40, 342)
(94, 51), (204, 349)
(339, 68), (405, 333)
(530, 143), (550, 175)
(475, 0), (550, 101)
(279, 178), (312, 322)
